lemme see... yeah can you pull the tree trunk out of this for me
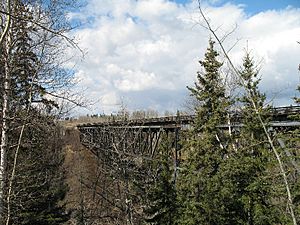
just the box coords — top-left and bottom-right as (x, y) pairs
(0, 0), (11, 219)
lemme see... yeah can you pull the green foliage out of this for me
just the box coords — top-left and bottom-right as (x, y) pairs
(145, 133), (178, 225)
(284, 79), (300, 222)
(187, 39), (230, 132)
(239, 53), (269, 133)
(178, 39), (231, 225)
(0, 2), (70, 223)
(214, 52), (283, 224)
(177, 44), (288, 224)
(10, 4), (36, 107)
(0, 0), (78, 224)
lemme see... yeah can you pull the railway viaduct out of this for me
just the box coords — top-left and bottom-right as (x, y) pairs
(77, 106), (300, 164)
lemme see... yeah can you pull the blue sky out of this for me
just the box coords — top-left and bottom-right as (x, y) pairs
(174, 0), (300, 14)
(68, 0), (300, 115)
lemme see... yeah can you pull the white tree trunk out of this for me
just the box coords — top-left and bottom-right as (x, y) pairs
(0, 46), (9, 220)
(0, 0), (11, 219)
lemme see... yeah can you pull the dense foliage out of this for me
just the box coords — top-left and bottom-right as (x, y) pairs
(145, 134), (178, 225)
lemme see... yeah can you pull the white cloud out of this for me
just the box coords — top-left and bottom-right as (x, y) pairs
(101, 91), (119, 106)
(135, 0), (178, 20)
(69, 0), (300, 114)
(105, 63), (158, 91)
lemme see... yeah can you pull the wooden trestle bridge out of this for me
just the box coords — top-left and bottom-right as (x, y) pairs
(74, 106), (300, 224)
(77, 106), (300, 163)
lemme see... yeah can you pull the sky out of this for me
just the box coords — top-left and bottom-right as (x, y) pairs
(67, 0), (300, 115)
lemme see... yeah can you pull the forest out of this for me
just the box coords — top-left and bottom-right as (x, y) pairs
(0, 0), (300, 225)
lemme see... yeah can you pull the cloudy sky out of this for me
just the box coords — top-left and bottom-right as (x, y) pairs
(68, 0), (300, 115)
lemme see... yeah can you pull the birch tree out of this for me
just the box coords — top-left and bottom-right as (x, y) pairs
(0, 0), (81, 223)
(0, 0), (12, 218)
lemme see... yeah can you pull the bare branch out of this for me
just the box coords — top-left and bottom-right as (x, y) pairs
(0, 0), (11, 46)
(0, 8), (82, 53)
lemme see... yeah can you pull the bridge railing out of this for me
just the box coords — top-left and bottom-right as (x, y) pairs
(77, 106), (300, 129)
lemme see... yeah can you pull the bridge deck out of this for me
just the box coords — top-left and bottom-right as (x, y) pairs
(77, 106), (300, 130)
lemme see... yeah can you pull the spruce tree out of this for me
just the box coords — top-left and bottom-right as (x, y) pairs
(215, 53), (282, 224)
(145, 133), (178, 225)
(178, 39), (231, 224)
(187, 39), (229, 132)
(282, 79), (300, 222)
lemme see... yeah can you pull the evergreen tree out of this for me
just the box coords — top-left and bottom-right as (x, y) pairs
(178, 39), (231, 224)
(238, 53), (269, 137)
(214, 53), (282, 224)
(10, 3), (37, 110)
(9, 1), (59, 111)
(178, 44), (285, 225)
(282, 76), (300, 222)
(197, 53), (284, 225)
(145, 133), (178, 225)
(187, 39), (229, 132)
